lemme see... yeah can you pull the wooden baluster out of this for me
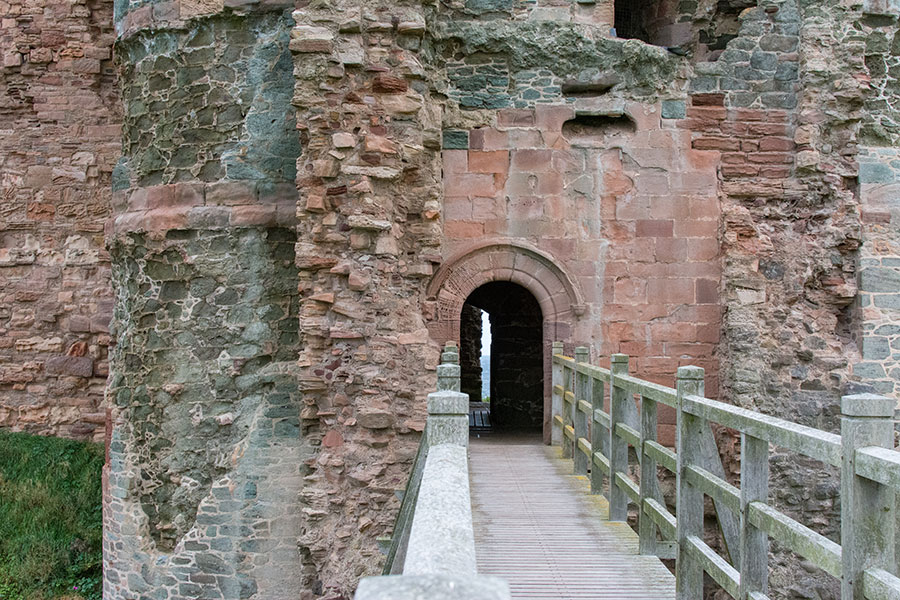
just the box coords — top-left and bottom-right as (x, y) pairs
(608, 353), (630, 521)
(740, 433), (769, 599)
(676, 366), (705, 600)
(551, 341), (564, 447)
(590, 365), (606, 497)
(841, 393), (896, 600)
(639, 392), (660, 556)
(561, 356), (573, 459)
(573, 346), (590, 475)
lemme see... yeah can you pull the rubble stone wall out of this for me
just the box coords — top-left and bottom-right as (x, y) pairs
(289, 1), (444, 595)
(2, 0), (899, 598)
(0, 0), (120, 440)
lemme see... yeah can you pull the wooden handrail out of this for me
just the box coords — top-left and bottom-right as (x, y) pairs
(550, 347), (900, 600)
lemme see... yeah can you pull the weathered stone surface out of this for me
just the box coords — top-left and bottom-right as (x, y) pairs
(44, 356), (94, 378)
(0, 0), (118, 441)
(0, 0), (896, 598)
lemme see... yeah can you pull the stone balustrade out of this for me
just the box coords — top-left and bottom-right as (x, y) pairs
(355, 343), (511, 600)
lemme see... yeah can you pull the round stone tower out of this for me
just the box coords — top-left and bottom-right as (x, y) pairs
(103, 1), (307, 597)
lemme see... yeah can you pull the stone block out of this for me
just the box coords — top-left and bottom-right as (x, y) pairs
(661, 100), (686, 120)
(860, 267), (900, 293)
(862, 336), (891, 360)
(854, 362), (888, 379)
(45, 356), (94, 377)
(874, 294), (900, 309)
(859, 162), (895, 184)
(442, 130), (469, 150)
(863, 0), (900, 15)
(357, 410), (394, 429)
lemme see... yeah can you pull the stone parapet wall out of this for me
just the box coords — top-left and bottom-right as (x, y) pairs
(0, 0), (121, 440)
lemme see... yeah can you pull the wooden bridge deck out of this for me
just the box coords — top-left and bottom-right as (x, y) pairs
(469, 435), (676, 600)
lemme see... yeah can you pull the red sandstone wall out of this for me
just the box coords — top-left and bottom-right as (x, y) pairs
(440, 102), (722, 445)
(0, 0), (121, 440)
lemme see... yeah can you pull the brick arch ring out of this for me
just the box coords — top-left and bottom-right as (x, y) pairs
(424, 240), (587, 346)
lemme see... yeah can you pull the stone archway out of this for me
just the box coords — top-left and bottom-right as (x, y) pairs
(424, 240), (586, 441)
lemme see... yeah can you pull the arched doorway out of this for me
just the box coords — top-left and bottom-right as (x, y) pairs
(424, 240), (587, 442)
(460, 282), (543, 432)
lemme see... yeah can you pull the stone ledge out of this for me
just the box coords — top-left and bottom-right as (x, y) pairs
(112, 181), (298, 213)
(355, 574), (511, 600)
(114, 0), (293, 41)
(106, 204), (298, 237)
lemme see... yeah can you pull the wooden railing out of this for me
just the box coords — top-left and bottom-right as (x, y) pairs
(552, 345), (900, 600)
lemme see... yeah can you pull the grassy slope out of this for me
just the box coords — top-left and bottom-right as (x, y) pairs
(0, 431), (103, 600)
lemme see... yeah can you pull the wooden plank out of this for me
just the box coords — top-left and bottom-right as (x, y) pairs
(684, 464), (740, 515)
(591, 374), (608, 496)
(573, 347), (591, 476)
(609, 355), (631, 521)
(685, 535), (740, 599)
(863, 568), (900, 600)
(614, 374), (677, 408)
(470, 438), (675, 600)
(575, 361), (612, 383)
(615, 422), (641, 449)
(577, 437), (591, 458)
(577, 399), (592, 415)
(740, 434), (770, 600)
(594, 409), (611, 430)
(644, 440), (677, 474)
(643, 498), (676, 540)
(593, 451), (611, 475)
(694, 418), (743, 565)
(383, 429), (429, 574)
(676, 366), (707, 599)
(747, 501), (842, 578)
(682, 394), (842, 468)
(855, 446), (900, 489)
(639, 393), (661, 556)
(564, 425), (576, 440)
(615, 472), (641, 506)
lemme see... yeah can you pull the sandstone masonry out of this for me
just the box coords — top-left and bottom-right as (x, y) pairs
(1, 0), (899, 598)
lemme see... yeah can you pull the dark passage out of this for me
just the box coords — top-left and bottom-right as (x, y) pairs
(460, 282), (543, 432)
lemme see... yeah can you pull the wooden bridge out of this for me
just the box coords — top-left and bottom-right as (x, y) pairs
(355, 343), (900, 600)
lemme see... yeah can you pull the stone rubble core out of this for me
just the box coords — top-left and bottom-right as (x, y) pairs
(0, 0), (898, 597)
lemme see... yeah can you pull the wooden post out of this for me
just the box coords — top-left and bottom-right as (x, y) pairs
(608, 354), (630, 521)
(841, 393), (896, 600)
(639, 392), (660, 556)
(676, 366), (705, 600)
(551, 341), (564, 446)
(739, 433), (769, 599)
(573, 346), (590, 475)
(562, 357), (574, 459)
(590, 364), (606, 496)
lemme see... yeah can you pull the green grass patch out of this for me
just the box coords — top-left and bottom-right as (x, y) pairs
(0, 431), (104, 600)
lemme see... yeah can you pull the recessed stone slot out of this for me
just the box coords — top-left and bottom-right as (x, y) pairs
(562, 113), (637, 142)
(615, 0), (690, 47)
(561, 72), (622, 97)
(460, 281), (543, 433)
